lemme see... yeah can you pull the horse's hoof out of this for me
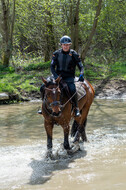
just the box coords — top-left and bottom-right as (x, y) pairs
(57, 144), (68, 158)
(68, 142), (80, 154)
(46, 150), (53, 160)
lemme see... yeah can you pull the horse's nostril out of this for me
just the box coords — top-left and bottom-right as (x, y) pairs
(53, 112), (57, 116)
(53, 111), (61, 116)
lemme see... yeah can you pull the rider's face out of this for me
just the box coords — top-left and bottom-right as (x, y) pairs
(61, 44), (71, 52)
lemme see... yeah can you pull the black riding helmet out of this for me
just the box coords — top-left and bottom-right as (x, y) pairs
(60, 35), (72, 44)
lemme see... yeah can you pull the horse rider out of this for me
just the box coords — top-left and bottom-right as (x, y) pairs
(38, 35), (84, 116)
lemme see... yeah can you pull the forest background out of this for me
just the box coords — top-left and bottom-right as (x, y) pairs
(0, 0), (126, 102)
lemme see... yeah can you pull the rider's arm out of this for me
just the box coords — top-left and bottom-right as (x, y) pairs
(72, 51), (84, 75)
(78, 61), (84, 75)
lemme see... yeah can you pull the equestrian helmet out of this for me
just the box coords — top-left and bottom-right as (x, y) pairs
(60, 35), (72, 44)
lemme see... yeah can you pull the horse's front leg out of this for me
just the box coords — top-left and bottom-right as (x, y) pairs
(63, 124), (80, 154)
(44, 120), (53, 157)
(62, 125), (70, 150)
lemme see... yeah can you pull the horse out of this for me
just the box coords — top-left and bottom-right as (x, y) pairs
(41, 76), (95, 157)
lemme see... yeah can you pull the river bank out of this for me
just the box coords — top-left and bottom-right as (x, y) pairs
(0, 78), (126, 104)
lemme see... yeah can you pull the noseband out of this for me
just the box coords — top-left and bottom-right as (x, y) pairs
(50, 101), (60, 106)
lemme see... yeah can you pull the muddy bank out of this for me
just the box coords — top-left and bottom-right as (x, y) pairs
(94, 79), (126, 99)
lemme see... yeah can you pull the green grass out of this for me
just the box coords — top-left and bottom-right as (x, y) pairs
(0, 59), (51, 96)
(109, 61), (126, 79)
(0, 70), (47, 94)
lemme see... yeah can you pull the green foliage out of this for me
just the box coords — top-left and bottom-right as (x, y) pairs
(0, 65), (15, 73)
(1, 0), (125, 65)
(95, 0), (126, 56)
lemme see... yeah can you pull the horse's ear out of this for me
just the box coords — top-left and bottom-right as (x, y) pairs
(41, 77), (47, 84)
(55, 76), (61, 84)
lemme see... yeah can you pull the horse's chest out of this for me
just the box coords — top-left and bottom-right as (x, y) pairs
(53, 116), (70, 126)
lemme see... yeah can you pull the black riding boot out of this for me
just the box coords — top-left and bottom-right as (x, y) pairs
(72, 93), (81, 117)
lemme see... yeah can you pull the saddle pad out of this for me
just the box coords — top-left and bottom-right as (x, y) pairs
(75, 82), (86, 100)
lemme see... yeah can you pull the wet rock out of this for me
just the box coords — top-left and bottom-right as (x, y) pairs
(0, 93), (9, 100)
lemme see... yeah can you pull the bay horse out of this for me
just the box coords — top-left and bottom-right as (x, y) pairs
(41, 76), (95, 157)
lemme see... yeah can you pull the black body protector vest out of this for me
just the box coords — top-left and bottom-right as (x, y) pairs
(51, 49), (83, 78)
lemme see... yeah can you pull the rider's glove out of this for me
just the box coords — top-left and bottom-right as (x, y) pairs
(78, 74), (84, 82)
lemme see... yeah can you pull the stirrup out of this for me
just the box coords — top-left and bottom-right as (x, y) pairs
(74, 107), (81, 117)
(37, 109), (42, 114)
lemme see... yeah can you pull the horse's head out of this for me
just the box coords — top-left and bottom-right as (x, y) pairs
(42, 76), (62, 117)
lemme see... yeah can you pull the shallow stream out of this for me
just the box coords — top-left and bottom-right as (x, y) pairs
(0, 99), (126, 190)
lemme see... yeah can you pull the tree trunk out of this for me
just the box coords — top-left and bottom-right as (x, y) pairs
(70, 0), (73, 43)
(81, 0), (102, 62)
(44, 17), (56, 61)
(70, 0), (80, 52)
(1, 0), (15, 67)
(44, 4), (56, 62)
(74, 0), (80, 52)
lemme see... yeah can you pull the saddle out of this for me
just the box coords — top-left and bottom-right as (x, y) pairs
(75, 82), (86, 100)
